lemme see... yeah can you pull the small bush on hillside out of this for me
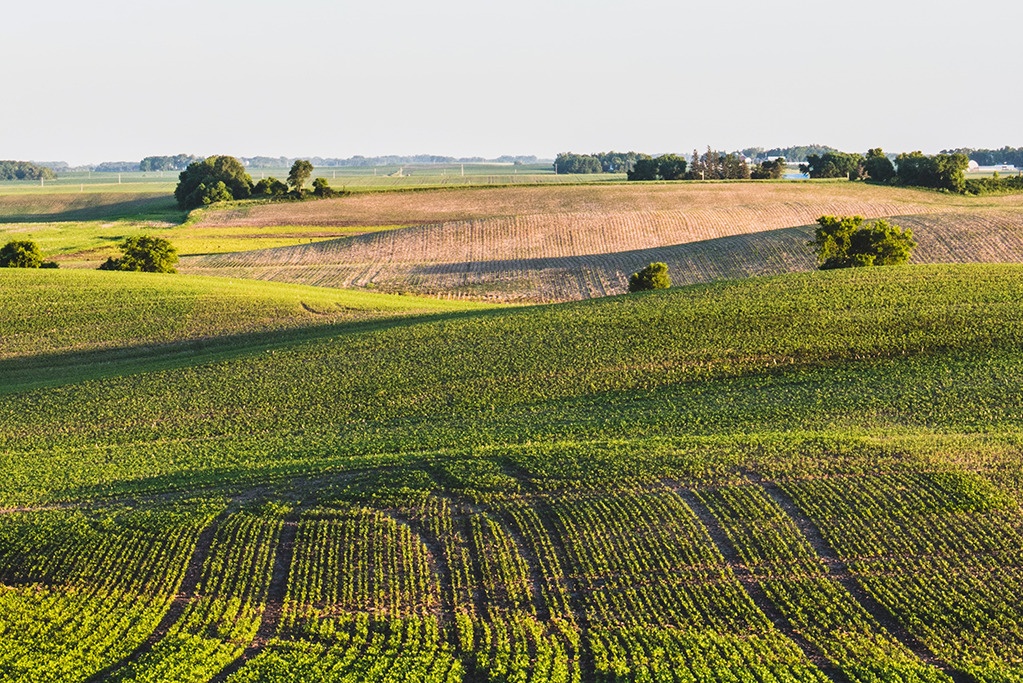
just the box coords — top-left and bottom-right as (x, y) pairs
(628, 262), (671, 292)
(0, 240), (44, 268)
(99, 235), (178, 273)
(253, 177), (289, 197)
(810, 215), (916, 270)
(312, 177), (338, 198)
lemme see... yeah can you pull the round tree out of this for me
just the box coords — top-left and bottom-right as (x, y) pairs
(628, 262), (671, 292)
(0, 240), (43, 268)
(174, 156), (253, 209)
(99, 235), (178, 273)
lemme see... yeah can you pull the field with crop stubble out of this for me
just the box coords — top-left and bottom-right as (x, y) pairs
(182, 182), (1023, 301)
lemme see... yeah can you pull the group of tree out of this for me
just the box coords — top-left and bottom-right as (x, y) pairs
(626, 154), (688, 180)
(800, 148), (969, 193)
(626, 148), (754, 182)
(99, 235), (178, 273)
(175, 156), (342, 209)
(893, 151), (969, 193)
(942, 146), (1023, 168)
(688, 148), (751, 180)
(742, 144), (839, 163)
(0, 161), (55, 181)
(809, 215), (916, 269)
(554, 151), (645, 174)
(800, 151), (865, 180)
(750, 158), (786, 179)
(93, 161), (139, 173)
(140, 154), (201, 172)
(0, 240), (58, 268)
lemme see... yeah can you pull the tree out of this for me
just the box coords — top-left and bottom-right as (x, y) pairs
(288, 159), (314, 192)
(894, 151), (968, 193)
(751, 158), (786, 179)
(253, 177), (289, 197)
(175, 156), (253, 209)
(627, 157), (658, 181)
(628, 262), (671, 292)
(801, 152), (863, 179)
(809, 215), (916, 269)
(312, 177), (337, 198)
(554, 153), (602, 174)
(0, 161), (55, 181)
(656, 154), (688, 180)
(862, 148), (895, 183)
(0, 240), (43, 268)
(99, 235), (178, 273)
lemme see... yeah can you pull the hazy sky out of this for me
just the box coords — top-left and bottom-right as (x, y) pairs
(3, 0), (1020, 164)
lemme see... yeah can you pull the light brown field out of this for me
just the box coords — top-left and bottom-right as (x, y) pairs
(196, 182), (975, 228)
(181, 182), (1023, 301)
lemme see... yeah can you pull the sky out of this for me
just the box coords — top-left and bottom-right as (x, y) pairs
(3, 0), (1021, 165)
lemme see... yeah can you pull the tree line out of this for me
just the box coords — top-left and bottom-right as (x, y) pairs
(0, 161), (55, 181)
(942, 147), (1023, 167)
(174, 156), (343, 209)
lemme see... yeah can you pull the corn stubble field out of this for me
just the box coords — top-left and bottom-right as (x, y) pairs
(4, 177), (1023, 682)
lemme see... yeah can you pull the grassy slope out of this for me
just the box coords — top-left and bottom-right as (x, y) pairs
(0, 269), (489, 390)
(3, 263), (1023, 504)
(6, 263), (1023, 682)
(0, 190), (409, 266)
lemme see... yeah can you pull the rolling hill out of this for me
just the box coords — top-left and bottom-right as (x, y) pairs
(3, 264), (1023, 681)
(182, 183), (1023, 301)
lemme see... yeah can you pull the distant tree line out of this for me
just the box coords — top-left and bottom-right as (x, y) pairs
(942, 147), (1023, 167)
(741, 145), (839, 163)
(140, 154), (201, 172)
(175, 156), (343, 209)
(93, 161), (139, 173)
(625, 148), (756, 181)
(241, 154), (540, 168)
(0, 161), (55, 181)
(554, 152), (644, 174)
(799, 149), (971, 193)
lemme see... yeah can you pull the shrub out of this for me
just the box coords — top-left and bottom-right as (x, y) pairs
(312, 177), (337, 198)
(253, 177), (289, 197)
(809, 215), (916, 270)
(99, 235), (178, 273)
(628, 262), (671, 292)
(0, 240), (44, 268)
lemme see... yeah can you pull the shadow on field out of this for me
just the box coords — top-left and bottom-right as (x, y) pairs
(0, 195), (184, 223)
(405, 226), (816, 286)
(0, 307), (514, 395)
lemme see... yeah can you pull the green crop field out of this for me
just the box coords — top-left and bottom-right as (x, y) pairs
(5, 178), (1023, 682)
(5, 255), (1023, 681)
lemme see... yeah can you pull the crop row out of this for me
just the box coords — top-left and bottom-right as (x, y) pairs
(0, 501), (222, 682)
(784, 473), (1023, 682)
(696, 484), (950, 683)
(544, 487), (821, 680)
(108, 503), (286, 682)
(226, 615), (461, 683)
